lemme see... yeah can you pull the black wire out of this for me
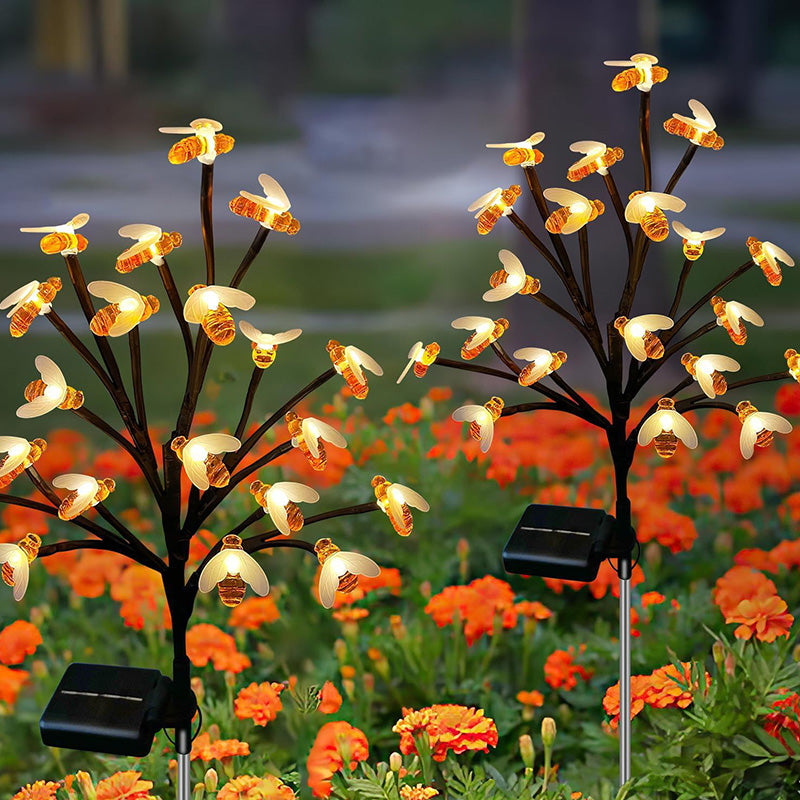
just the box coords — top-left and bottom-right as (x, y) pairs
(162, 706), (203, 747)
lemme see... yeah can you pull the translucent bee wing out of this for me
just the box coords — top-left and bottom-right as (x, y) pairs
(397, 342), (423, 384)
(498, 249), (525, 280)
(756, 412), (793, 435)
(671, 413), (698, 448)
(452, 405), (485, 422)
(118, 223), (161, 243)
(318, 562), (339, 608)
(266, 492), (291, 535)
(695, 369), (716, 399)
(53, 473), (96, 492)
(113, 305), (147, 337)
(35, 355), (66, 392)
(0, 543), (21, 562)
(623, 329), (648, 362)
(87, 280), (140, 305)
(560, 205), (592, 235)
(603, 60), (635, 67)
(191, 433), (241, 455)
(569, 141), (606, 155)
(198, 551), (231, 593)
(19, 225), (59, 233)
(258, 174), (291, 212)
(336, 552), (381, 578)
(11, 558), (29, 601)
(726, 302), (763, 331)
(624, 195), (646, 223)
(479, 419), (494, 452)
(688, 99), (715, 129)
(699, 227), (725, 240)
(768, 244), (794, 267)
(637, 412), (665, 445)
(238, 320), (263, 344)
(239, 190), (269, 206)
(16, 394), (60, 418)
(211, 287), (256, 312)
(631, 314), (674, 332)
(486, 131), (544, 148)
(671, 221), (693, 239)
(274, 481), (319, 504)
(237, 552), (269, 596)
(183, 290), (211, 323)
(0, 438), (30, 476)
(270, 329), (302, 345)
(468, 188), (501, 214)
(543, 187), (587, 207)
(158, 126), (196, 134)
(740, 423), (758, 460)
(348, 346), (383, 376)
(700, 355), (740, 373)
(451, 316), (492, 331)
(1, 281), (40, 313)
(184, 457), (210, 491)
(647, 193), (686, 212)
(311, 419), (347, 448)
(386, 491), (407, 530)
(392, 483), (430, 512)
(191, 118), (223, 131)
(483, 283), (518, 302)
(513, 347), (551, 363)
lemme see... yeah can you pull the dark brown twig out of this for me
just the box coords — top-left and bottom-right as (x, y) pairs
(230, 228), (269, 289)
(201, 163), (215, 284)
(157, 258), (194, 364)
(602, 172), (633, 256)
(639, 91), (651, 192)
(234, 367), (264, 440)
(663, 143), (698, 195)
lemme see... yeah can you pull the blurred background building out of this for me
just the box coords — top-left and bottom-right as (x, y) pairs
(0, 0), (798, 426)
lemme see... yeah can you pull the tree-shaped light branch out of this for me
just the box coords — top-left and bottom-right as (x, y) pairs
(400, 53), (795, 785)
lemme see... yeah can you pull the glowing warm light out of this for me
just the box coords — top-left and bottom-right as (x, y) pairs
(543, 188), (604, 234)
(671, 222), (725, 261)
(53, 473), (115, 520)
(17, 355), (83, 418)
(170, 433), (241, 490)
(238, 321), (302, 369)
(115, 223), (182, 273)
(638, 398), (698, 459)
(371, 476), (430, 536)
(625, 192), (685, 241)
(467, 186), (521, 235)
(326, 340), (384, 399)
(250, 480), (319, 535)
(483, 250), (540, 302)
(183, 284), (255, 345)
(451, 315), (509, 360)
(315, 537), (380, 609)
(88, 281), (160, 337)
(285, 412), (347, 471)
(0, 534), (41, 601)
(198, 534), (269, 607)
(0, 278), (62, 337)
(452, 396), (504, 453)
(0, 436), (46, 488)
(566, 141), (624, 182)
(485, 132), (545, 167)
(747, 237), (794, 287)
(604, 53), (667, 93)
(785, 349), (800, 383)
(680, 353), (740, 398)
(736, 401), (792, 460)
(513, 347), (567, 387)
(158, 118), (234, 165)
(229, 173), (300, 235)
(397, 341), (440, 383)
(614, 314), (674, 361)
(664, 99), (723, 149)
(19, 213), (90, 255)
(711, 296), (764, 346)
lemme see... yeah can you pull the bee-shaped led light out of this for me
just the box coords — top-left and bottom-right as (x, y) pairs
(229, 173), (300, 235)
(785, 349), (800, 383)
(513, 348), (568, 387)
(452, 396), (504, 453)
(483, 250), (540, 302)
(711, 296), (764, 346)
(371, 476), (430, 537)
(664, 99), (723, 150)
(0, 533), (42, 601)
(249, 480), (319, 535)
(17, 355), (83, 418)
(170, 433), (240, 491)
(637, 398), (698, 459)
(198, 534), (269, 608)
(746, 237), (794, 287)
(183, 284), (255, 346)
(158, 118), (234, 165)
(468, 186), (522, 235)
(53, 474), (115, 521)
(315, 538), (381, 609)
(485, 132), (545, 167)
(238, 321), (302, 370)
(625, 191), (685, 242)
(88, 281), (160, 337)
(736, 401), (792, 460)
(115, 224), (182, 273)
(671, 222), (725, 261)
(680, 353), (740, 398)
(566, 141), (625, 182)
(604, 53), (668, 92)
(614, 315), (673, 361)
(326, 340), (383, 400)
(20, 213), (90, 255)
(0, 437), (46, 488)
(543, 188), (605, 234)
(452, 316), (509, 360)
(1, 278), (62, 338)
(285, 412), (347, 472)
(396, 341), (440, 383)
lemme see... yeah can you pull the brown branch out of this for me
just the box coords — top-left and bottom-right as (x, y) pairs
(602, 172), (634, 257)
(225, 508), (266, 539)
(38, 538), (153, 562)
(501, 401), (574, 416)
(129, 327), (147, 432)
(549, 372), (610, 429)
(230, 228), (269, 289)
(201, 163), (215, 284)
(668, 258), (694, 318)
(578, 227), (593, 315)
(677, 371), (791, 411)
(640, 91), (651, 192)
(157, 258), (194, 365)
(245, 538), (317, 557)
(507, 210), (566, 279)
(234, 366), (264, 440)
(490, 341), (521, 375)
(663, 143), (698, 195)
(530, 290), (585, 331)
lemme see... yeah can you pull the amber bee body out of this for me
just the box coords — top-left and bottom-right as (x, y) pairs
(239, 322), (302, 370)
(747, 237), (794, 287)
(672, 222), (725, 262)
(168, 133), (234, 165)
(183, 284), (255, 346)
(545, 198), (604, 235)
(567, 145), (624, 182)
(285, 412), (346, 472)
(250, 480), (304, 532)
(197, 533), (269, 607)
(252, 345), (277, 369)
(637, 206), (668, 241)
(452, 317), (509, 361)
(681, 355), (726, 396)
(90, 295), (159, 337)
(171, 436), (231, 488)
(397, 341), (440, 383)
(286, 411), (327, 471)
(736, 401), (792, 459)
(1, 533), (41, 590)
(24, 380), (83, 410)
(504, 147), (544, 167)
(116, 232), (182, 273)
(372, 476), (412, 536)
(2, 278), (63, 338)
(615, 314), (674, 361)
(189, 284), (234, 345)
(612, 65), (668, 92)
(786, 349), (800, 383)
(470, 397), (503, 442)
(477, 186), (521, 235)
(489, 268), (539, 295)
(0, 438), (46, 488)
(625, 191), (685, 242)
(58, 478), (115, 521)
(663, 118), (722, 149)
(711, 296), (764, 346)
(216, 535), (247, 607)
(515, 349), (567, 387)
(327, 340), (368, 399)
(737, 401), (774, 451)
(229, 196), (300, 235)
(315, 538), (359, 594)
(680, 352), (741, 399)
(637, 397), (698, 459)
(39, 233), (88, 255)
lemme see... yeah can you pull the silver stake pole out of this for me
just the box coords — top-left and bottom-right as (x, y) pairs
(176, 751), (191, 800)
(619, 557), (632, 786)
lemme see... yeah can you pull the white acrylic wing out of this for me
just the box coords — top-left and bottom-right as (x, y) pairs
(671, 413), (698, 448)
(632, 314), (674, 332)
(270, 329), (302, 345)
(638, 412), (664, 445)
(451, 316), (491, 331)
(726, 302), (763, 332)
(543, 187), (586, 207)
(770, 244), (794, 267)
(16, 394), (60, 418)
(452, 405), (484, 422)
(498, 249), (525, 280)
(603, 60), (635, 67)
(483, 283), (517, 302)
(158, 126), (196, 134)
(307, 419), (347, 449)
(277, 481), (320, 504)
(672, 221), (693, 239)
(118, 223), (161, 242)
(348, 347), (383, 377)
(337, 552), (381, 578)
(238, 320), (263, 344)
(36, 355), (66, 392)
(740, 424), (758, 460)
(318, 563), (340, 609)
(1, 281), (39, 314)
(52, 473), (96, 491)
(258, 174), (291, 212)
(623, 329), (648, 362)
(183, 290), (211, 323)
(0, 437), (30, 475)
(191, 434), (241, 455)
(10, 558), (29, 601)
(700, 227), (725, 240)
(569, 140), (605, 155)
(479, 418), (494, 452)
(468, 188), (501, 214)
(266, 493), (291, 535)
(647, 193), (686, 212)
(624, 195), (645, 222)
(198, 551), (232, 593)
(236, 552), (269, 596)
(211, 287), (256, 312)
(184, 457), (210, 491)
(397, 342), (423, 384)
(757, 413), (793, 435)
(393, 484), (430, 511)
(688, 99), (714, 128)
(87, 280), (140, 305)
(513, 347), (550, 363)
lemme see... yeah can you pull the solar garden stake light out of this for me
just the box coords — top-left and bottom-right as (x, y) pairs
(0, 117), (429, 800)
(399, 53), (796, 787)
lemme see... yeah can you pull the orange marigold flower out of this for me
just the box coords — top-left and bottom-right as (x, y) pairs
(234, 681), (285, 726)
(384, 403), (422, 426)
(764, 692), (800, 753)
(645, 662), (707, 709)
(186, 624), (250, 673)
(0, 665), (28, 705)
(307, 721), (369, 798)
(712, 566), (777, 618)
(328, 566), (402, 607)
(726, 595), (794, 643)
(110, 565), (171, 630)
(400, 786), (439, 800)
(193, 731), (250, 762)
(637, 507), (697, 554)
(427, 387), (452, 402)
(2, 502), (49, 539)
(68, 550), (128, 598)
(775, 383), (800, 416)
(769, 539), (800, 571)
(734, 548), (776, 573)
(11, 781), (62, 800)
(95, 771), (155, 800)
(602, 674), (651, 729)
(543, 647), (593, 691)
(318, 681), (343, 714)
(0, 620), (42, 665)
(217, 775), (294, 800)
(515, 600), (552, 620)
(640, 591), (666, 608)
(516, 690), (544, 707)
(194, 410), (217, 427)
(585, 560), (645, 600)
(228, 596), (280, 629)
(724, 477), (764, 514)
